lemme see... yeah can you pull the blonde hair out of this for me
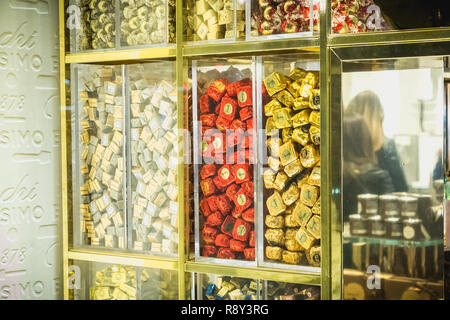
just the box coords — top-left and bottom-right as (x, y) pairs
(345, 90), (385, 151)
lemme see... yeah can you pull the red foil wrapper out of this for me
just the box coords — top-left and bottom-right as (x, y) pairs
(232, 164), (251, 184)
(212, 176), (227, 192)
(201, 139), (214, 158)
(216, 194), (232, 215)
(229, 239), (246, 252)
(200, 114), (217, 128)
(200, 94), (214, 114)
(232, 206), (243, 219)
(242, 208), (254, 223)
(225, 183), (240, 201)
(246, 118), (254, 131)
(202, 226), (218, 245)
(207, 78), (228, 102)
(200, 198), (212, 217)
(249, 230), (255, 247)
(231, 119), (247, 132)
(205, 211), (224, 227)
(237, 85), (252, 108)
(200, 164), (216, 180)
(239, 106), (253, 121)
(216, 164), (235, 188)
(241, 181), (254, 198)
(244, 247), (255, 260)
(216, 116), (232, 132)
(217, 247), (235, 259)
(226, 81), (241, 97)
(206, 195), (219, 212)
(219, 96), (238, 121)
(202, 245), (217, 257)
(232, 218), (251, 242)
(215, 233), (231, 247)
(200, 178), (216, 197)
(210, 132), (226, 154)
(221, 215), (236, 236)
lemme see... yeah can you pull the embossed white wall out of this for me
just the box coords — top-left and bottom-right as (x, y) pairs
(0, 0), (61, 299)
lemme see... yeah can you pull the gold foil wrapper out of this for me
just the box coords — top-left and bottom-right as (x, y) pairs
(281, 250), (302, 264)
(263, 169), (276, 189)
(307, 245), (321, 267)
(293, 202), (313, 227)
(266, 191), (286, 216)
(264, 72), (287, 96)
(284, 214), (300, 228)
(283, 159), (303, 178)
(273, 108), (292, 129)
(275, 90), (295, 108)
(265, 229), (285, 246)
(292, 126), (311, 146)
(292, 109), (311, 128)
(265, 215), (285, 229)
(267, 137), (282, 157)
(279, 141), (297, 166)
(300, 184), (319, 207)
(295, 227), (315, 250)
(309, 125), (320, 146)
(299, 144), (320, 168)
(285, 239), (303, 252)
(264, 99), (283, 116)
(289, 68), (307, 82)
(282, 184), (299, 206)
(274, 172), (288, 191)
(306, 215), (321, 240)
(266, 245), (283, 261)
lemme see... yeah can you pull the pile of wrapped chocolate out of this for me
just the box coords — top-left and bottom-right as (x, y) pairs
(78, 66), (125, 249)
(90, 265), (137, 300)
(204, 276), (258, 300)
(186, 0), (245, 42)
(140, 268), (178, 299)
(250, 0), (319, 37)
(78, 0), (116, 50)
(197, 66), (255, 261)
(119, 0), (176, 46)
(265, 281), (320, 300)
(331, 0), (391, 33)
(128, 64), (179, 254)
(262, 68), (320, 266)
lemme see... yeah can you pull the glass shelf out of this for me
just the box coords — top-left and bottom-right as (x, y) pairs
(344, 236), (443, 248)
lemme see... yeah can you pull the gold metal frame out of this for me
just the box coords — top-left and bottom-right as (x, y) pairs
(59, 0), (450, 300)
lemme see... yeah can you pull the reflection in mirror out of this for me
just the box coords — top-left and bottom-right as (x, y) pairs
(341, 57), (444, 300)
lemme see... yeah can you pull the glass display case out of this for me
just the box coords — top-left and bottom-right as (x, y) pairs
(331, 0), (450, 34)
(127, 62), (179, 255)
(72, 64), (127, 249)
(70, 261), (179, 300)
(261, 280), (320, 300)
(257, 54), (321, 270)
(247, 0), (319, 40)
(185, 0), (246, 43)
(340, 56), (445, 299)
(192, 57), (257, 264)
(195, 273), (260, 299)
(69, 0), (176, 52)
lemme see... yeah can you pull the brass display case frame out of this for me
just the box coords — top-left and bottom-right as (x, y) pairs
(59, 0), (450, 300)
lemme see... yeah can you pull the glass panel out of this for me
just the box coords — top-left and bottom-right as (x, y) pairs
(69, 0), (117, 51)
(331, 1), (450, 34)
(258, 54), (321, 269)
(127, 62), (178, 255)
(248, 0), (319, 40)
(193, 58), (256, 263)
(196, 273), (260, 300)
(139, 268), (179, 299)
(0, 0), (61, 300)
(72, 64), (126, 249)
(261, 280), (320, 300)
(119, 0), (176, 48)
(185, 0), (246, 43)
(342, 57), (445, 300)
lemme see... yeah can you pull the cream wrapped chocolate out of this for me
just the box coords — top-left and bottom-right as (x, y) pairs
(90, 265), (137, 300)
(128, 62), (178, 254)
(77, 65), (125, 248)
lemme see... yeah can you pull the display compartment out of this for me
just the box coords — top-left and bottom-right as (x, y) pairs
(193, 58), (257, 265)
(246, 0), (319, 41)
(261, 280), (320, 300)
(126, 62), (179, 255)
(68, 0), (176, 52)
(119, 0), (176, 48)
(72, 64), (127, 250)
(341, 56), (445, 299)
(195, 273), (260, 300)
(70, 260), (179, 300)
(185, 0), (246, 44)
(257, 54), (321, 270)
(331, 0), (450, 34)
(69, 0), (117, 52)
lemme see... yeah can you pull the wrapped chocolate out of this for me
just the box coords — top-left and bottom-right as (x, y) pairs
(250, 0), (320, 38)
(75, 65), (125, 248)
(140, 268), (179, 300)
(262, 62), (320, 267)
(196, 62), (255, 261)
(202, 275), (259, 300)
(89, 265), (137, 300)
(265, 281), (320, 300)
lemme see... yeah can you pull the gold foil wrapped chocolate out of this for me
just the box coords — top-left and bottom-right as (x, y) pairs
(265, 229), (285, 246)
(266, 246), (283, 261)
(267, 191), (286, 216)
(282, 184), (299, 206)
(265, 215), (285, 229)
(281, 250), (302, 265)
(299, 144), (320, 168)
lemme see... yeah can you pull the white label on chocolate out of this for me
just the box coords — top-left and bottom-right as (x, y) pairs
(403, 226), (415, 240)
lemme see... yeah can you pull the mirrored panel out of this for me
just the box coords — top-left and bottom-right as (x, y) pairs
(342, 57), (445, 300)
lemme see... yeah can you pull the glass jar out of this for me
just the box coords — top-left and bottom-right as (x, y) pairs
(357, 194), (378, 216)
(349, 214), (369, 236)
(379, 195), (399, 217)
(385, 217), (402, 239)
(399, 196), (418, 218)
(402, 218), (422, 241)
(368, 215), (386, 237)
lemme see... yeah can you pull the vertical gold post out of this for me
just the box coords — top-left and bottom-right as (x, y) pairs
(59, 0), (69, 300)
(176, 0), (186, 300)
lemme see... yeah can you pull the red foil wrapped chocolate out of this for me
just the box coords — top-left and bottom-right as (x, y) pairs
(216, 194), (232, 215)
(200, 164), (216, 180)
(200, 178), (216, 197)
(215, 233), (231, 247)
(232, 164), (251, 184)
(219, 96), (238, 121)
(230, 239), (246, 252)
(202, 226), (218, 245)
(202, 245), (217, 257)
(200, 199), (212, 217)
(205, 211), (224, 227)
(217, 247), (235, 259)
(221, 215), (236, 236)
(249, 230), (255, 247)
(242, 208), (254, 223)
(232, 218), (251, 242)
(200, 114), (217, 127)
(207, 78), (228, 102)
(239, 106), (253, 121)
(244, 247), (255, 260)
(237, 85), (252, 108)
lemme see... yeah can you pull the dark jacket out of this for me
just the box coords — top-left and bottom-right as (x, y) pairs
(343, 164), (395, 222)
(376, 138), (408, 192)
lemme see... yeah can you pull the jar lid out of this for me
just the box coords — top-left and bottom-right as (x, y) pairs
(379, 195), (398, 201)
(357, 194), (378, 200)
